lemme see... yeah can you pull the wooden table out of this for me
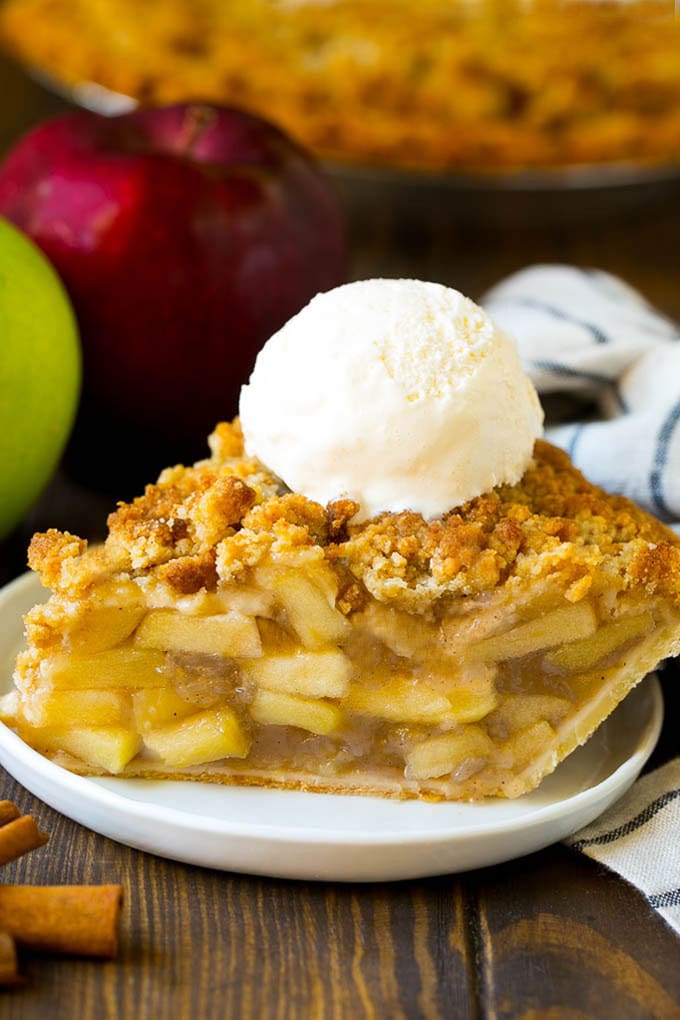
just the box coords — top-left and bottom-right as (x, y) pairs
(1, 51), (679, 1020)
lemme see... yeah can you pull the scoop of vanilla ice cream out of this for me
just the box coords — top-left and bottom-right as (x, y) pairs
(239, 279), (543, 521)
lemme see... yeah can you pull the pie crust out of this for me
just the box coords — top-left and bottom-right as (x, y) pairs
(4, 423), (680, 801)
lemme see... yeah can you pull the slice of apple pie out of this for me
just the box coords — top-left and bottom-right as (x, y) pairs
(4, 422), (680, 800)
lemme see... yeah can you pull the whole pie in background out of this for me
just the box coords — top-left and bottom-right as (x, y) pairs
(2, 0), (680, 174)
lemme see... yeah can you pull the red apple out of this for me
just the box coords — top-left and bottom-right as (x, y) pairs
(0, 103), (346, 486)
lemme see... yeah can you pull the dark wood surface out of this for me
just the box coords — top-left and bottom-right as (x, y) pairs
(0, 50), (679, 1020)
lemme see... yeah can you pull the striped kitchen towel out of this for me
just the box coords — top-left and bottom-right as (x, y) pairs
(483, 265), (680, 525)
(564, 760), (680, 936)
(483, 265), (680, 934)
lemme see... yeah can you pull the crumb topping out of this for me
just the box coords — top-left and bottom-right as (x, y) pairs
(25, 423), (680, 612)
(6, 0), (680, 175)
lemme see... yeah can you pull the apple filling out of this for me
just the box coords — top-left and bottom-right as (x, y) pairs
(7, 562), (677, 800)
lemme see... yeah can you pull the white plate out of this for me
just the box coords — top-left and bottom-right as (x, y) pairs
(0, 572), (663, 882)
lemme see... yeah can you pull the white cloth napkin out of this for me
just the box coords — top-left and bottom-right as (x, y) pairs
(483, 265), (680, 525)
(482, 265), (680, 934)
(565, 760), (680, 936)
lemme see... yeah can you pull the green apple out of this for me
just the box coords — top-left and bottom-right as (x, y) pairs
(0, 217), (80, 539)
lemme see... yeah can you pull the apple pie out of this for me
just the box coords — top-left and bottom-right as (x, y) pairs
(3, 0), (680, 173)
(3, 421), (680, 800)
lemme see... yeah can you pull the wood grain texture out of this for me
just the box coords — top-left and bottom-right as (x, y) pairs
(0, 769), (476, 1019)
(470, 843), (680, 1020)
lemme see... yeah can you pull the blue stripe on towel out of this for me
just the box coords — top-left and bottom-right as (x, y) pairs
(613, 385), (630, 414)
(530, 359), (628, 412)
(570, 788), (680, 850)
(567, 424), (584, 462)
(500, 297), (609, 344)
(530, 360), (614, 387)
(650, 398), (680, 519)
(648, 888), (680, 909)
(581, 271), (680, 340)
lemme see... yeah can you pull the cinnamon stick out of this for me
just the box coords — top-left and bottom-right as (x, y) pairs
(0, 885), (122, 958)
(0, 816), (48, 867)
(0, 932), (22, 987)
(0, 803), (20, 828)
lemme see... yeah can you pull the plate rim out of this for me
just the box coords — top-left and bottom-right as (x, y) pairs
(0, 571), (664, 849)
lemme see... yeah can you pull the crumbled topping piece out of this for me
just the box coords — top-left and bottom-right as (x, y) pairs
(23, 427), (680, 613)
(243, 494), (328, 546)
(327, 498), (361, 541)
(207, 419), (245, 461)
(158, 551), (219, 594)
(189, 475), (256, 547)
(28, 530), (87, 590)
(27, 530), (111, 596)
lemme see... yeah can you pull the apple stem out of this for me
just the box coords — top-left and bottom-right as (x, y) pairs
(177, 105), (217, 154)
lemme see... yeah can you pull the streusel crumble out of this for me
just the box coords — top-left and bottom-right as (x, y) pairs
(3, 0), (680, 173)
